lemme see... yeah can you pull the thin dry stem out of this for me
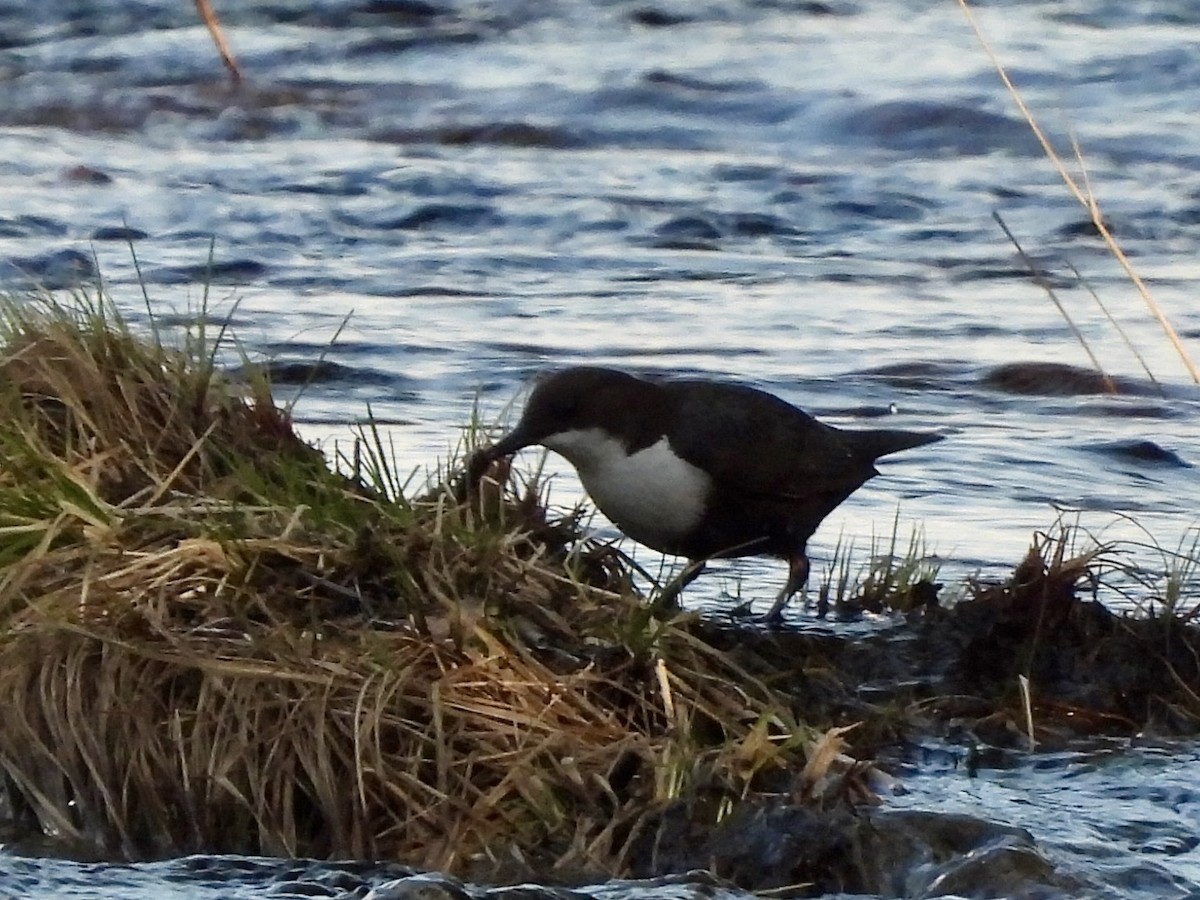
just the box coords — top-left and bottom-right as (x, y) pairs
(992, 211), (1115, 392)
(957, 0), (1200, 383)
(194, 0), (243, 85)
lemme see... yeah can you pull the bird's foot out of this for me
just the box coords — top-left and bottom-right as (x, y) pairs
(649, 584), (684, 616)
(649, 559), (707, 616)
(725, 598), (789, 624)
(729, 599), (755, 617)
(762, 604), (787, 624)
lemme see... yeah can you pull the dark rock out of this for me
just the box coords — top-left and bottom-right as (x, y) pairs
(364, 873), (473, 900)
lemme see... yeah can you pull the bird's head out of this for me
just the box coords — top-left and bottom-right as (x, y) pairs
(467, 367), (645, 482)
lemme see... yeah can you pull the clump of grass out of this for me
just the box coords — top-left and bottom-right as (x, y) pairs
(941, 523), (1200, 736)
(1158, 528), (1200, 621)
(0, 288), (839, 874)
(1111, 522), (1200, 623)
(814, 514), (941, 617)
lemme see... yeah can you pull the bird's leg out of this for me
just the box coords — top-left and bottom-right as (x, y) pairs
(652, 559), (706, 614)
(763, 553), (810, 622)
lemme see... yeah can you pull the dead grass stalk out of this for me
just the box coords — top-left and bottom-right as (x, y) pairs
(957, 0), (1199, 383)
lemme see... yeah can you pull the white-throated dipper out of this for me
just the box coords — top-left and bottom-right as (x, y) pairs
(468, 367), (942, 620)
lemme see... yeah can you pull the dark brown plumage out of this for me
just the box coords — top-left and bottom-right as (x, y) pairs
(470, 367), (941, 618)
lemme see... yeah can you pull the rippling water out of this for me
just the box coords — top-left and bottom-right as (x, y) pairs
(2, 0), (1199, 896)
(893, 743), (1200, 896)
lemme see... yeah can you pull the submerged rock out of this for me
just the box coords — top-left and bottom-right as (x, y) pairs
(626, 800), (1085, 897)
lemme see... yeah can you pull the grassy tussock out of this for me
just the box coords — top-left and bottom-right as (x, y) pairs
(0, 291), (822, 871)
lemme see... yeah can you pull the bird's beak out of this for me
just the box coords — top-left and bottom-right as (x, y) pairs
(466, 426), (534, 486)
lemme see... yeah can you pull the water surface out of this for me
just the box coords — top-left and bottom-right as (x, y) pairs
(1, 0), (1199, 896)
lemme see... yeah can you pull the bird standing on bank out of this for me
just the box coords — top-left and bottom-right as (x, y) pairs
(468, 366), (942, 620)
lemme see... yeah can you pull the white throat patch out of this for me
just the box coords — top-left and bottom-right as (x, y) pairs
(542, 429), (708, 550)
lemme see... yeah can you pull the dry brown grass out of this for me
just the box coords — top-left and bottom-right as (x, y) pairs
(0, 291), (829, 873)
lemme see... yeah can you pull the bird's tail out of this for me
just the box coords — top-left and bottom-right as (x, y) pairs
(854, 428), (943, 461)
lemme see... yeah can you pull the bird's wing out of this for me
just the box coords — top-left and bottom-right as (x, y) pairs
(662, 381), (873, 500)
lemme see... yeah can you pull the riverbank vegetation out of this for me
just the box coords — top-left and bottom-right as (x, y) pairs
(0, 290), (836, 871)
(0, 290), (1195, 893)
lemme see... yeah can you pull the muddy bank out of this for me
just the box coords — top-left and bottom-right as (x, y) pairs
(699, 536), (1200, 750)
